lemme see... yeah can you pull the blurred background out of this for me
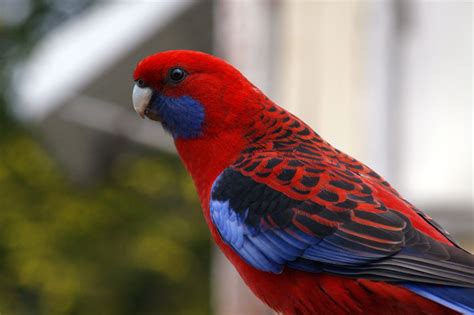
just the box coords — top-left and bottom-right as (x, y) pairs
(0, 0), (471, 314)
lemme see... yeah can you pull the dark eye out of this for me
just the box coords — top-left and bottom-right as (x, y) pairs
(136, 79), (146, 88)
(169, 67), (186, 83)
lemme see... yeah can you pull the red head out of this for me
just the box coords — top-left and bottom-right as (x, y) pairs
(132, 50), (268, 189)
(132, 50), (262, 139)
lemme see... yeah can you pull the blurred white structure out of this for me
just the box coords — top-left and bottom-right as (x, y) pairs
(14, 1), (193, 121)
(12, 0), (211, 183)
(12, 0), (473, 314)
(397, 1), (472, 204)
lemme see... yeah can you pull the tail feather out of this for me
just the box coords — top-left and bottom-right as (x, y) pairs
(405, 284), (474, 314)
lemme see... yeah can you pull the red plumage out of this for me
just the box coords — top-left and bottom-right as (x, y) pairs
(133, 50), (472, 314)
(175, 96), (455, 315)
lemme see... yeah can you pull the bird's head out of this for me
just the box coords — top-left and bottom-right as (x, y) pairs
(132, 50), (261, 139)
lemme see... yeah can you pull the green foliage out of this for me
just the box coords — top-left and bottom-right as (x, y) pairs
(0, 133), (211, 315)
(0, 2), (211, 314)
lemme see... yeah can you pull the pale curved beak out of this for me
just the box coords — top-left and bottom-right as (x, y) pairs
(132, 84), (153, 118)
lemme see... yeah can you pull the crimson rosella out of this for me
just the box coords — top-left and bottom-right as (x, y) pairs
(132, 50), (474, 315)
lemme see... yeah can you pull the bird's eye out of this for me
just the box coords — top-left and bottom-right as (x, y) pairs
(136, 79), (146, 88)
(169, 67), (186, 83)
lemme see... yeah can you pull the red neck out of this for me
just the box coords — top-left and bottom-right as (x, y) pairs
(175, 131), (248, 204)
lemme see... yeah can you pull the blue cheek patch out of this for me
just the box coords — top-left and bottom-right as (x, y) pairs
(150, 93), (205, 139)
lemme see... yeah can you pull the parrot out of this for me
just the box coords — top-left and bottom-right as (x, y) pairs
(131, 50), (474, 315)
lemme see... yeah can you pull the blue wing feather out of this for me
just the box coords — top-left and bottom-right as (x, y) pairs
(404, 284), (474, 314)
(210, 199), (286, 273)
(210, 169), (474, 313)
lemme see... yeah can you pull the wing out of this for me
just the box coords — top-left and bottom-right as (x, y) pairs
(243, 105), (460, 247)
(210, 163), (474, 287)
